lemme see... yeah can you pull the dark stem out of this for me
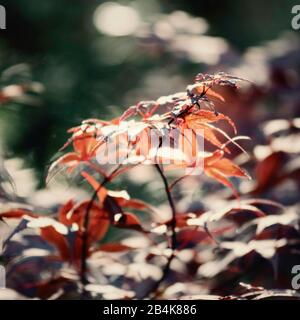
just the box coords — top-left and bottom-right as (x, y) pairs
(155, 164), (177, 250)
(139, 164), (177, 299)
(80, 143), (134, 295)
(80, 165), (121, 297)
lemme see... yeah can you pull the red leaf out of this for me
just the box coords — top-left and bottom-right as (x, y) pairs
(113, 212), (144, 232)
(185, 110), (237, 134)
(97, 243), (134, 252)
(252, 151), (286, 194)
(58, 199), (75, 224)
(71, 201), (109, 244)
(0, 209), (37, 219)
(210, 158), (249, 177)
(41, 226), (69, 261)
(204, 150), (250, 196)
(81, 171), (108, 203)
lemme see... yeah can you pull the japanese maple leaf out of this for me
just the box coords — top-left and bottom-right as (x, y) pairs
(184, 110), (237, 152)
(48, 127), (100, 179)
(204, 150), (250, 196)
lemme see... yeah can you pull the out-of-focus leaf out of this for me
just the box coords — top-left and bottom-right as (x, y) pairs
(97, 243), (134, 252)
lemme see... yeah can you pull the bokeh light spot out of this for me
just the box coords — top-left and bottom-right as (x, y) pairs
(93, 2), (141, 37)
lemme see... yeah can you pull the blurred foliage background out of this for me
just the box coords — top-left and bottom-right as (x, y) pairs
(1, 0), (300, 300)
(0, 0), (299, 186)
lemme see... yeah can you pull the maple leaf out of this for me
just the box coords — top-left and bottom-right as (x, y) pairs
(81, 171), (147, 232)
(204, 150), (250, 196)
(184, 110), (237, 152)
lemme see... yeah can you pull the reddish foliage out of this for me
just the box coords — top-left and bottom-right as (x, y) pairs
(1, 72), (300, 300)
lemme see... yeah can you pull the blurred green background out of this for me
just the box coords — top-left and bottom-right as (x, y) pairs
(0, 0), (298, 185)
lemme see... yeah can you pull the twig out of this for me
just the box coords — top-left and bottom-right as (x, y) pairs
(139, 164), (177, 299)
(80, 165), (121, 298)
(155, 164), (177, 250)
(80, 142), (135, 295)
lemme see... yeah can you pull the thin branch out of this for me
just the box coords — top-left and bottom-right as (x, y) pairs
(80, 143), (135, 294)
(155, 164), (177, 250)
(80, 165), (121, 297)
(139, 163), (177, 299)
